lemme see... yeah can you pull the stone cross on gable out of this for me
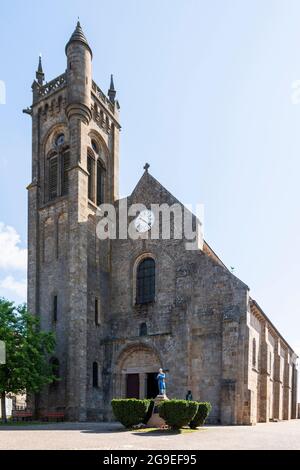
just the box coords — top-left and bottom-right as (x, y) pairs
(144, 163), (150, 172)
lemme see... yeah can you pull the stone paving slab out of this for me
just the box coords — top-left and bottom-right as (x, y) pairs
(0, 420), (299, 450)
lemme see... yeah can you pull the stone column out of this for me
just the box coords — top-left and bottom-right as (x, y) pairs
(139, 373), (146, 399)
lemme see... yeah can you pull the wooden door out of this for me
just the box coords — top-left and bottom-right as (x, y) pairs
(126, 374), (139, 398)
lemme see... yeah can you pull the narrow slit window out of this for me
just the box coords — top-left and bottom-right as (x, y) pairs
(93, 362), (98, 388)
(95, 298), (100, 326)
(53, 295), (58, 322)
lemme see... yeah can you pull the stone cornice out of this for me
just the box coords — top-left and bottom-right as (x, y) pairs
(250, 298), (297, 357)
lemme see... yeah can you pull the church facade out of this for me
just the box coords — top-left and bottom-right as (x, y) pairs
(25, 23), (298, 425)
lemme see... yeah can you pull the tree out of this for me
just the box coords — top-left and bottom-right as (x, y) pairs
(0, 298), (56, 422)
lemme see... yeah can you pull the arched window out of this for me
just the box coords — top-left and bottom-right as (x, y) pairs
(48, 139), (70, 201)
(136, 258), (155, 304)
(252, 338), (256, 367)
(92, 362), (99, 388)
(139, 323), (147, 336)
(88, 139), (106, 206)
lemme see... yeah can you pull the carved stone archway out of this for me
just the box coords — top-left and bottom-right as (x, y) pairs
(113, 343), (162, 399)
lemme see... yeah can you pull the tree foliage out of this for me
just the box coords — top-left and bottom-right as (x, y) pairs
(0, 298), (56, 421)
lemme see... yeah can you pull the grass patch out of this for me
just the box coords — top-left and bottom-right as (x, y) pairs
(132, 426), (205, 435)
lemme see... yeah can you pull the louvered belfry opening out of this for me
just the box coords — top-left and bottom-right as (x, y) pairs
(136, 258), (155, 304)
(49, 155), (58, 200)
(48, 148), (70, 201)
(87, 154), (95, 201)
(87, 151), (106, 206)
(96, 160), (105, 206)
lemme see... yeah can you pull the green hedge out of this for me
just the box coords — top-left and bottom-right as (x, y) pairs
(189, 402), (212, 428)
(158, 400), (198, 429)
(143, 399), (155, 424)
(111, 399), (151, 428)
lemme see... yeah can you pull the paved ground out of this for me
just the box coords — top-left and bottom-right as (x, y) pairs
(0, 420), (299, 450)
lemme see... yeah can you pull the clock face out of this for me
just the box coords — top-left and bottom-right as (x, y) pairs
(134, 210), (155, 233)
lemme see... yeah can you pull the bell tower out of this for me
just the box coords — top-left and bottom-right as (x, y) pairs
(25, 22), (121, 420)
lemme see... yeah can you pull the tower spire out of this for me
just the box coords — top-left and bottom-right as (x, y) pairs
(108, 74), (116, 103)
(65, 20), (92, 58)
(36, 54), (44, 85)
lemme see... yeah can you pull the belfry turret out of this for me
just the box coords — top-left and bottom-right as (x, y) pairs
(65, 21), (92, 123)
(25, 21), (121, 421)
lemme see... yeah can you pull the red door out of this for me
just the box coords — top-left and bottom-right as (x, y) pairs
(126, 374), (139, 398)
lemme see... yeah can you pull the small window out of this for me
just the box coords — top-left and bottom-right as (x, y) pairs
(53, 295), (58, 322)
(136, 258), (155, 304)
(252, 338), (257, 368)
(95, 298), (100, 326)
(92, 362), (98, 388)
(269, 352), (272, 374)
(139, 323), (147, 336)
(55, 134), (65, 146)
(91, 139), (98, 153)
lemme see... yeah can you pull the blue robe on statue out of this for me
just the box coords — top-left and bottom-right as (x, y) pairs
(157, 372), (166, 395)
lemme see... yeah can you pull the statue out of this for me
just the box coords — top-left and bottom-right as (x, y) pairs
(147, 368), (168, 428)
(156, 368), (166, 396)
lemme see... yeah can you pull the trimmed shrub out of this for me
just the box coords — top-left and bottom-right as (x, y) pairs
(158, 400), (198, 429)
(189, 402), (212, 428)
(111, 399), (151, 428)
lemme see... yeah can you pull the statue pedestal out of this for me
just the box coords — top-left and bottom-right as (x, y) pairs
(147, 394), (169, 428)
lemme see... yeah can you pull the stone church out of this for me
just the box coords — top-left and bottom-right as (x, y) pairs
(25, 22), (298, 425)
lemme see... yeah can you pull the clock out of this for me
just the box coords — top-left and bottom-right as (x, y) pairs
(134, 209), (155, 233)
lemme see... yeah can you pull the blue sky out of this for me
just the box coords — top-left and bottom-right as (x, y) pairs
(0, 0), (299, 357)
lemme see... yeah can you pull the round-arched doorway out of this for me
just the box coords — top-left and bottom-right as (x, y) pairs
(114, 344), (162, 399)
